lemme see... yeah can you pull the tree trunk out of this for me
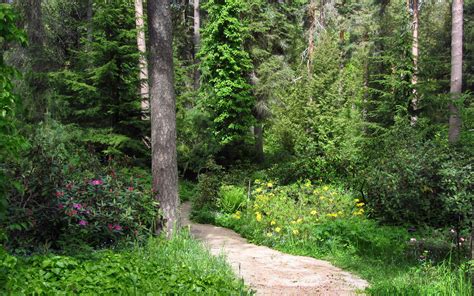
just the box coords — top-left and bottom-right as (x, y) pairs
(448, 0), (463, 143)
(135, 0), (149, 117)
(410, 0), (419, 125)
(193, 0), (201, 90)
(307, 0), (317, 74)
(25, 0), (44, 72)
(147, 0), (180, 237)
(254, 124), (264, 163)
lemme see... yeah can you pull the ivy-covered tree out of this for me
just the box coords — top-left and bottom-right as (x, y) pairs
(199, 0), (254, 146)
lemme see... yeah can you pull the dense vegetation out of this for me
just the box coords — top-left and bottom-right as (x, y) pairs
(0, 0), (473, 294)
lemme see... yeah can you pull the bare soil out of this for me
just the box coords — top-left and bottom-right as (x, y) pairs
(181, 202), (369, 295)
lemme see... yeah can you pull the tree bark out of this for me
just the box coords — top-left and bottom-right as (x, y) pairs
(254, 124), (264, 163)
(135, 0), (149, 116)
(410, 0), (419, 125)
(25, 0), (44, 72)
(448, 0), (463, 143)
(193, 0), (201, 90)
(307, 0), (317, 74)
(147, 0), (180, 237)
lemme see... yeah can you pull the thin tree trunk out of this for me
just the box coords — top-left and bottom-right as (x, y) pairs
(307, 0), (317, 74)
(193, 0), (201, 90)
(147, 0), (180, 237)
(410, 0), (419, 125)
(254, 124), (264, 163)
(25, 0), (44, 72)
(87, 0), (93, 44)
(448, 0), (463, 143)
(135, 0), (149, 116)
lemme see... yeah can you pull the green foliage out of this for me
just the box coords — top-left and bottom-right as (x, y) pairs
(179, 180), (197, 202)
(50, 0), (147, 160)
(191, 160), (223, 223)
(2, 232), (250, 295)
(217, 185), (246, 214)
(199, 0), (255, 145)
(55, 172), (157, 250)
(0, 4), (27, 222)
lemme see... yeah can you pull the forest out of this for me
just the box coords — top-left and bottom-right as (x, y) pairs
(0, 0), (473, 295)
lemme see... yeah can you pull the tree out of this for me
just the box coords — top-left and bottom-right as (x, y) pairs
(147, 0), (180, 236)
(193, 0), (201, 90)
(199, 0), (254, 146)
(448, 0), (463, 143)
(409, 0), (420, 125)
(135, 0), (149, 117)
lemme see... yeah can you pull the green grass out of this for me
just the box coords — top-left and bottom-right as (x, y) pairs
(2, 231), (250, 295)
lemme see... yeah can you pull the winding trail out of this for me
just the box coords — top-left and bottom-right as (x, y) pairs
(181, 202), (369, 295)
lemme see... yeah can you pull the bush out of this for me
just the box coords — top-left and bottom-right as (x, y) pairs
(2, 232), (250, 295)
(217, 185), (247, 214)
(55, 172), (158, 250)
(191, 159), (222, 223)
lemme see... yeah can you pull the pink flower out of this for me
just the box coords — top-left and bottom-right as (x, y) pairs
(113, 224), (122, 231)
(107, 224), (114, 231)
(460, 237), (465, 242)
(73, 203), (82, 210)
(58, 204), (64, 209)
(128, 187), (134, 191)
(55, 191), (64, 198)
(90, 179), (103, 186)
(78, 220), (88, 226)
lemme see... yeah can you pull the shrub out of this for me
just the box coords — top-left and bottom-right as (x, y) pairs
(218, 185), (247, 214)
(55, 172), (158, 250)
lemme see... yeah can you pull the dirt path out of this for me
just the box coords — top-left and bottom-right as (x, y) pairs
(181, 202), (369, 295)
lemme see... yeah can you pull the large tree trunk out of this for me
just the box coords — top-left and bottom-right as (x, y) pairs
(193, 0), (201, 90)
(147, 0), (180, 237)
(135, 0), (149, 116)
(410, 0), (419, 125)
(448, 0), (463, 143)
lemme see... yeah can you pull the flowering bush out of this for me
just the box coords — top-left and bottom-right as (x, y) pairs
(55, 172), (158, 249)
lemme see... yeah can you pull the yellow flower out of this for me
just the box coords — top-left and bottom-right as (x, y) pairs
(319, 196), (325, 200)
(297, 218), (303, 224)
(292, 229), (299, 235)
(290, 220), (296, 224)
(310, 210), (317, 215)
(326, 213), (338, 218)
(255, 187), (263, 193)
(337, 211), (343, 215)
(275, 227), (281, 233)
(255, 212), (262, 222)
(323, 186), (329, 191)
(356, 202), (365, 207)
(359, 208), (365, 213)
(304, 180), (311, 188)
(271, 220), (276, 225)
(266, 232), (273, 237)
(354, 198), (360, 203)
(267, 182), (273, 188)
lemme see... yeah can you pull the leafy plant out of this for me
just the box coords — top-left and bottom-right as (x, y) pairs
(218, 185), (246, 214)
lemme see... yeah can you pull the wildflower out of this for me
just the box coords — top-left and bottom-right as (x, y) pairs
(304, 180), (311, 188)
(319, 196), (325, 200)
(58, 204), (64, 209)
(460, 237), (465, 242)
(291, 220), (296, 224)
(292, 229), (299, 235)
(356, 202), (365, 207)
(72, 203), (82, 210)
(90, 179), (103, 186)
(410, 238), (417, 243)
(271, 220), (276, 225)
(255, 187), (263, 193)
(275, 227), (281, 233)
(108, 224), (114, 231)
(78, 220), (88, 226)
(267, 182), (273, 188)
(450, 229), (456, 234)
(310, 210), (317, 215)
(337, 211), (343, 216)
(266, 232), (273, 237)
(354, 198), (360, 203)
(297, 218), (303, 224)
(327, 213), (338, 218)
(66, 183), (73, 190)
(255, 212), (262, 222)
(323, 186), (329, 191)
(128, 187), (134, 191)
(55, 191), (64, 198)
(114, 224), (122, 231)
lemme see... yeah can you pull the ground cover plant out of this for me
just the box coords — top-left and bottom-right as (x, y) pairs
(1, 232), (250, 295)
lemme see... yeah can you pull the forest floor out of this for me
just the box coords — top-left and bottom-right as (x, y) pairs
(181, 202), (369, 295)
